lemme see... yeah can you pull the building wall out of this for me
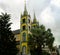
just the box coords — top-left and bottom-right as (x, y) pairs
(15, 34), (20, 41)
(15, 34), (20, 50)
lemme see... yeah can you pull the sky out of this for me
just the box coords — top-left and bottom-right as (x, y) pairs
(0, 0), (60, 46)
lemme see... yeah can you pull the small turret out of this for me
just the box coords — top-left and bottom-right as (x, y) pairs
(32, 12), (39, 28)
(33, 12), (37, 23)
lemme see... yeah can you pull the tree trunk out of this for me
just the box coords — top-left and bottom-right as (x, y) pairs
(37, 45), (42, 55)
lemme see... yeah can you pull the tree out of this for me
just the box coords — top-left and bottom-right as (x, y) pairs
(0, 13), (19, 55)
(46, 29), (55, 50)
(28, 25), (55, 55)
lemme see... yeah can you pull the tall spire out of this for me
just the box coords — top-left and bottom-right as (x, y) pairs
(33, 12), (37, 23)
(24, 0), (26, 11)
(24, 0), (28, 16)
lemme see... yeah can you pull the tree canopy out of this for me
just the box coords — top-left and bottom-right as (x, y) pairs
(28, 24), (55, 55)
(0, 13), (19, 55)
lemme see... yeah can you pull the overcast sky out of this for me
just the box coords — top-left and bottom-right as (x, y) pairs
(0, 0), (60, 46)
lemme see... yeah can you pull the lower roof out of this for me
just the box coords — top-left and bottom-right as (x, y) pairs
(13, 29), (20, 34)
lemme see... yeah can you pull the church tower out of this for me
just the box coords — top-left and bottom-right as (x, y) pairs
(20, 0), (31, 55)
(32, 12), (39, 28)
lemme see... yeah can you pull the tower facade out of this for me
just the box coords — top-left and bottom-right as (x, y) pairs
(20, 1), (31, 55)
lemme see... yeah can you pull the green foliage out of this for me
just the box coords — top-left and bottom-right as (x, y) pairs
(28, 24), (55, 55)
(0, 13), (19, 55)
(46, 29), (55, 49)
(42, 51), (50, 55)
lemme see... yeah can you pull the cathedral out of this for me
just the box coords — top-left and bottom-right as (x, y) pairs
(13, 1), (38, 55)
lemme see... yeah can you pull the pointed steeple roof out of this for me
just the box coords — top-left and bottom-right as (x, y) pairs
(33, 12), (37, 23)
(21, 12), (22, 18)
(23, 0), (28, 16)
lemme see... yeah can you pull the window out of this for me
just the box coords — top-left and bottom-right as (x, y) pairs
(22, 32), (26, 41)
(22, 46), (26, 55)
(23, 19), (25, 23)
(23, 26), (26, 30)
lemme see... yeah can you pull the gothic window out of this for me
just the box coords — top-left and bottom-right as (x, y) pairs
(22, 32), (26, 41)
(23, 26), (26, 30)
(23, 19), (25, 23)
(22, 46), (26, 55)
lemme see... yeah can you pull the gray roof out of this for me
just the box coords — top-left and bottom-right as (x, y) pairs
(13, 29), (20, 34)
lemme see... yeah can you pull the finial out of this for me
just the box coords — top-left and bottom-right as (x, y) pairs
(24, 0), (28, 16)
(24, 0), (26, 4)
(33, 9), (36, 19)
(24, 0), (26, 11)
(33, 12), (37, 23)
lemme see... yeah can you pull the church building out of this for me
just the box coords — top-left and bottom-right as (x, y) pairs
(13, 1), (38, 55)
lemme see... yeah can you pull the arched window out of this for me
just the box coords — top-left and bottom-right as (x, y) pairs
(23, 26), (26, 30)
(22, 46), (26, 55)
(23, 19), (25, 23)
(22, 32), (26, 41)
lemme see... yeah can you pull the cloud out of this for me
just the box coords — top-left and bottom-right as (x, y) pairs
(51, 5), (60, 28)
(39, 6), (56, 30)
(29, 0), (51, 17)
(0, 8), (4, 14)
(51, 0), (60, 7)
